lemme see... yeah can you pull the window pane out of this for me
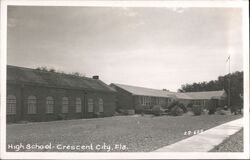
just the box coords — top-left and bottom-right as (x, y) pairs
(7, 95), (16, 115)
(46, 96), (54, 113)
(62, 97), (68, 113)
(88, 98), (93, 112)
(99, 98), (103, 112)
(76, 98), (81, 113)
(28, 96), (36, 114)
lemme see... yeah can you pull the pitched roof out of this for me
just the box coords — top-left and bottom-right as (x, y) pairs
(183, 90), (226, 100)
(111, 83), (226, 100)
(111, 83), (171, 98)
(171, 92), (193, 99)
(7, 65), (116, 92)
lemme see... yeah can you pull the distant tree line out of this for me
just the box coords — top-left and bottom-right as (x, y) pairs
(178, 71), (243, 107)
(36, 66), (86, 77)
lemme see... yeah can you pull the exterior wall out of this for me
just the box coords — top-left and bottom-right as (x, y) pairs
(6, 83), (22, 122)
(7, 82), (116, 123)
(85, 92), (116, 118)
(134, 95), (170, 111)
(191, 99), (211, 108)
(178, 99), (191, 107)
(110, 85), (134, 110)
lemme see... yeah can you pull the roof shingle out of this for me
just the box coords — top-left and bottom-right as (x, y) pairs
(111, 83), (226, 100)
(7, 65), (116, 92)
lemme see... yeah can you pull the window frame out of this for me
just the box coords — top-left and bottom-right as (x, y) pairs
(62, 97), (69, 113)
(27, 95), (37, 114)
(75, 97), (82, 113)
(7, 95), (16, 115)
(88, 98), (94, 112)
(46, 96), (54, 114)
(98, 98), (104, 113)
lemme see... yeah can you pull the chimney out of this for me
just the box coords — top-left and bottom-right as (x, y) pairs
(92, 75), (99, 80)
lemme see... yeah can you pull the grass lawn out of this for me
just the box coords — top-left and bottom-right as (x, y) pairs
(7, 114), (242, 152)
(211, 129), (243, 152)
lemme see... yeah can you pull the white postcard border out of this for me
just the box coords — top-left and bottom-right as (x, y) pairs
(0, 0), (249, 159)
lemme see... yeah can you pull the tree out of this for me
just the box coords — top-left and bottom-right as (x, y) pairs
(178, 71), (243, 108)
(36, 66), (86, 77)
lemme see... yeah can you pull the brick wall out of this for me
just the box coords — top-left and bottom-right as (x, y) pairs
(110, 85), (134, 110)
(7, 82), (116, 123)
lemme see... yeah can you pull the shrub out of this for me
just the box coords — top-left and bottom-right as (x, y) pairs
(215, 107), (226, 115)
(168, 101), (179, 110)
(135, 104), (144, 114)
(187, 103), (193, 108)
(170, 106), (184, 116)
(152, 105), (163, 116)
(207, 105), (216, 115)
(57, 114), (67, 120)
(94, 112), (101, 118)
(192, 105), (203, 116)
(178, 103), (187, 113)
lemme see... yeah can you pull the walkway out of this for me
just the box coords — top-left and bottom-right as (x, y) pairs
(154, 118), (243, 152)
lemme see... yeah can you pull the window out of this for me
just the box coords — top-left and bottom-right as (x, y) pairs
(142, 97), (146, 105)
(159, 98), (165, 105)
(98, 98), (103, 112)
(156, 97), (160, 105)
(88, 98), (94, 112)
(46, 96), (54, 113)
(7, 95), (16, 115)
(146, 97), (150, 106)
(76, 98), (82, 113)
(28, 96), (36, 114)
(140, 97), (143, 105)
(194, 100), (202, 105)
(62, 97), (69, 113)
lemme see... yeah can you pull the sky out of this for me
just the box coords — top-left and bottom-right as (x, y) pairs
(7, 6), (243, 91)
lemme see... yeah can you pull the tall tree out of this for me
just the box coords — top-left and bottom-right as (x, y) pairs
(178, 71), (243, 107)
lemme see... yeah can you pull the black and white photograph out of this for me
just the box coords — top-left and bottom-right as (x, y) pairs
(0, 0), (249, 159)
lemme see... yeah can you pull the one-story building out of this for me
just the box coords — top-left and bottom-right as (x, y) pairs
(7, 65), (116, 123)
(173, 90), (227, 108)
(110, 83), (227, 113)
(110, 83), (173, 114)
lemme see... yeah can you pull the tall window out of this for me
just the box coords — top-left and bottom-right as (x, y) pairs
(98, 98), (103, 112)
(156, 97), (160, 105)
(62, 97), (69, 113)
(159, 98), (165, 105)
(139, 96), (143, 105)
(28, 96), (36, 114)
(46, 96), (54, 113)
(76, 98), (82, 113)
(88, 98), (94, 112)
(7, 95), (16, 115)
(142, 97), (146, 105)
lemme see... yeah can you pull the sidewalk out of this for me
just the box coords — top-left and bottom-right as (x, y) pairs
(154, 118), (243, 152)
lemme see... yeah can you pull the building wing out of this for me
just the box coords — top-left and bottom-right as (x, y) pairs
(111, 83), (171, 98)
(7, 65), (116, 93)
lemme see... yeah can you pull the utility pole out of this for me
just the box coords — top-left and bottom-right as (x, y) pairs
(227, 55), (231, 109)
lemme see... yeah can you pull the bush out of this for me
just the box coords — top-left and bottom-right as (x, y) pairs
(170, 106), (184, 116)
(215, 107), (226, 115)
(192, 105), (203, 116)
(94, 112), (101, 118)
(168, 101), (179, 110)
(207, 105), (216, 115)
(152, 105), (163, 116)
(187, 103), (193, 108)
(57, 114), (67, 120)
(135, 104), (144, 114)
(178, 103), (187, 113)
